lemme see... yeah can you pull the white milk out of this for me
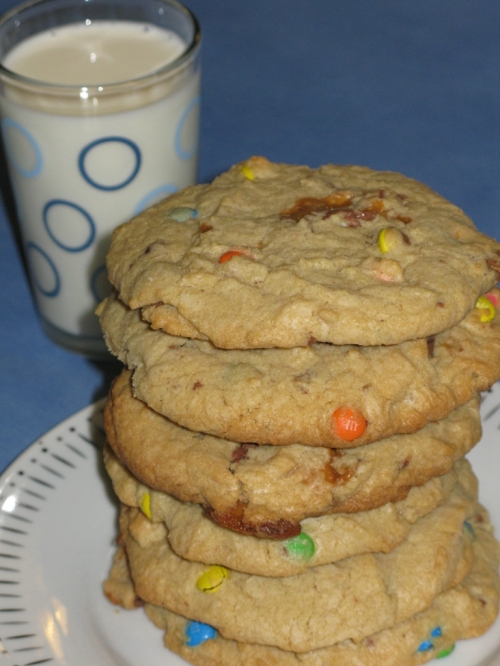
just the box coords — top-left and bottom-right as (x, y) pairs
(2, 21), (187, 85)
(0, 19), (200, 356)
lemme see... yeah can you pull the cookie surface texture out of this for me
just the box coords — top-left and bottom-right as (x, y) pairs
(105, 449), (475, 576)
(103, 371), (481, 536)
(141, 506), (500, 666)
(98, 290), (500, 447)
(120, 489), (475, 652)
(105, 157), (500, 349)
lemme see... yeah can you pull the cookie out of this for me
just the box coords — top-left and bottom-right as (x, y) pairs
(103, 545), (143, 611)
(105, 157), (500, 349)
(106, 450), (475, 576)
(98, 289), (500, 447)
(141, 507), (500, 666)
(118, 491), (474, 652)
(104, 370), (481, 537)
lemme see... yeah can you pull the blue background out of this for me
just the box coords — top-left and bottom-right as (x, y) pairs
(1, 0), (499, 471)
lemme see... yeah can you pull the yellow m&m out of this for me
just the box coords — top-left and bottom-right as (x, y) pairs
(140, 492), (152, 520)
(475, 295), (496, 323)
(377, 227), (405, 253)
(196, 566), (229, 593)
(241, 164), (255, 180)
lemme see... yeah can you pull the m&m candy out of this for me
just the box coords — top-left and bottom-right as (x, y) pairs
(185, 620), (217, 646)
(417, 640), (433, 652)
(219, 250), (244, 263)
(241, 164), (255, 180)
(377, 227), (405, 253)
(140, 492), (152, 520)
(332, 406), (367, 442)
(437, 644), (455, 658)
(284, 533), (315, 560)
(475, 295), (496, 322)
(463, 520), (476, 540)
(196, 565), (229, 593)
(167, 207), (198, 223)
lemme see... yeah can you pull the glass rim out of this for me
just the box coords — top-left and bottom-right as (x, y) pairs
(0, 0), (201, 95)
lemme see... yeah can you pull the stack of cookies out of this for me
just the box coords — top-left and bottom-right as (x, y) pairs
(98, 157), (500, 666)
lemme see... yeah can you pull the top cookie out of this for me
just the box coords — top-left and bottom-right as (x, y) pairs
(106, 157), (500, 349)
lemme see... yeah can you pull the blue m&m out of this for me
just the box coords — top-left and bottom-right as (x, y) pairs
(185, 620), (217, 647)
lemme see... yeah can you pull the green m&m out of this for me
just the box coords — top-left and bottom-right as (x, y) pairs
(437, 644), (455, 658)
(284, 533), (315, 560)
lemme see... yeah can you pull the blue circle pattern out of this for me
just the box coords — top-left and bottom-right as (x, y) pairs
(26, 242), (60, 297)
(2, 118), (42, 178)
(133, 184), (178, 216)
(90, 264), (113, 304)
(11, 113), (198, 331)
(78, 136), (142, 191)
(43, 200), (96, 252)
(175, 96), (200, 160)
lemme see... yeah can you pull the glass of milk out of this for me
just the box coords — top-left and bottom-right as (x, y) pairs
(0, 0), (201, 358)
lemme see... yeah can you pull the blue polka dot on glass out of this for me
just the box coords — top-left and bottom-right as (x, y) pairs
(26, 242), (60, 297)
(175, 95), (200, 159)
(1, 118), (42, 178)
(185, 620), (217, 647)
(78, 136), (141, 191)
(43, 200), (95, 252)
(90, 264), (112, 303)
(134, 184), (178, 216)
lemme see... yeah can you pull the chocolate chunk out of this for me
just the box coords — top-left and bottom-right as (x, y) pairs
(427, 336), (436, 358)
(205, 502), (301, 540)
(231, 443), (258, 463)
(280, 192), (352, 221)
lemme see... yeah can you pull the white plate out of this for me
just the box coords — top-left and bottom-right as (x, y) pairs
(0, 389), (499, 666)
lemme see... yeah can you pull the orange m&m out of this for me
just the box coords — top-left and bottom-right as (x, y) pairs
(332, 406), (367, 442)
(219, 250), (244, 263)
